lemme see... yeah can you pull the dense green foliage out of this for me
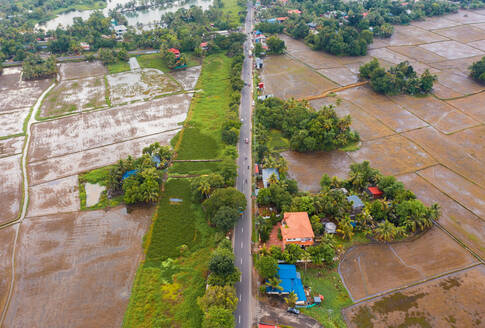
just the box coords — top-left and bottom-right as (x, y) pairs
(255, 97), (359, 152)
(469, 56), (485, 83)
(266, 35), (286, 54)
(257, 0), (459, 56)
(360, 59), (437, 95)
(22, 53), (56, 80)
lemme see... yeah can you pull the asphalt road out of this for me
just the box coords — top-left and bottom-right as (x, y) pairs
(234, 2), (254, 328)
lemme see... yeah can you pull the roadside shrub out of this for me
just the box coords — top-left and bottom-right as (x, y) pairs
(470, 56), (485, 83)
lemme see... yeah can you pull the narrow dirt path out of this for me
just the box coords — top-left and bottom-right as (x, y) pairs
(0, 80), (56, 325)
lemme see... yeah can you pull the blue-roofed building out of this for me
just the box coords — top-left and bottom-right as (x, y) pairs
(347, 195), (364, 214)
(122, 169), (138, 181)
(262, 168), (279, 188)
(266, 264), (307, 304)
(151, 155), (161, 168)
(266, 18), (277, 23)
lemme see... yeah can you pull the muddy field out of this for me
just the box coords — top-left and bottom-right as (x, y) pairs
(40, 77), (107, 117)
(170, 65), (202, 90)
(447, 91), (485, 122)
(0, 109), (29, 137)
(27, 175), (80, 217)
(59, 61), (107, 80)
(343, 264), (485, 328)
(399, 172), (485, 259)
(107, 68), (181, 105)
(29, 93), (192, 163)
(0, 67), (52, 112)
(3, 207), (153, 328)
(0, 155), (22, 225)
(29, 130), (179, 186)
(339, 227), (477, 301)
(261, 55), (337, 99)
(281, 150), (353, 192)
(0, 226), (16, 316)
(0, 137), (24, 158)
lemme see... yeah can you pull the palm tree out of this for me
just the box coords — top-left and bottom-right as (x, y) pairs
(198, 180), (211, 199)
(265, 277), (283, 291)
(285, 291), (298, 308)
(268, 173), (279, 186)
(374, 220), (398, 242)
(301, 251), (311, 273)
(337, 217), (354, 241)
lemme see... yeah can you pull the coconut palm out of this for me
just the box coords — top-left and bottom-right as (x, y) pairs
(268, 173), (279, 186)
(374, 220), (399, 242)
(198, 180), (211, 199)
(265, 277), (283, 291)
(285, 291), (298, 308)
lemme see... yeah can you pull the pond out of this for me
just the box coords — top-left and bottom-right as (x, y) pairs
(37, 0), (213, 31)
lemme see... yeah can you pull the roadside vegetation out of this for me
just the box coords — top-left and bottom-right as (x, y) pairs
(359, 59), (437, 95)
(22, 54), (57, 80)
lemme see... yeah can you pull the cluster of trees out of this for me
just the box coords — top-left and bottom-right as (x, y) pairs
(359, 59), (437, 95)
(266, 35), (286, 55)
(22, 54), (57, 80)
(257, 0), (458, 56)
(222, 55), (245, 145)
(191, 175), (246, 233)
(97, 48), (129, 65)
(470, 56), (485, 83)
(160, 47), (187, 69)
(319, 161), (440, 242)
(198, 240), (240, 328)
(106, 142), (173, 204)
(255, 97), (360, 152)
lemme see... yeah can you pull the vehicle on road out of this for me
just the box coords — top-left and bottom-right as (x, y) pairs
(287, 307), (300, 315)
(245, 138), (249, 144)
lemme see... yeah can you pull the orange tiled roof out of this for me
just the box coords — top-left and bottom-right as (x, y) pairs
(281, 212), (314, 241)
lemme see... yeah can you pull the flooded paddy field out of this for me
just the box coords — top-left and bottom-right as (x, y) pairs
(170, 65), (202, 90)
(0, 67), (52, 112)
(29, 93), (191, 163)
(262, 9), (485, 318)
(107, 68), (181, 105)
(339, 227), (477, 301)
(40, 77), (107, 117)
(343, 264), (485, 328)
(59, 61), (107, 80)
(0, 226), (16, 316)
(3, 207), (153, 328)
(0, 137), (24, 158)
(0, 155), (22, 225)
(0, 109), (30, 138)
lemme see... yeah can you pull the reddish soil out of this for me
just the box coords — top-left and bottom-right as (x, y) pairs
(0, 226), (16, 316)
(391, 94), (478, 134)
(348, 134), (437, 176)
(339, 227), (477, 301)
(3, 206), (153, 328)
(404, 127), (485, 188)
(399, 172), (485, 259)
(27, 175), (80, 217)
(281, 150), (353, 193)
(263, 223), (284, 250)
(261, 55), (337, 100)
(417, 165), (485, 219)
(0, 155), (22, 225)
(343, 265), (485, 328)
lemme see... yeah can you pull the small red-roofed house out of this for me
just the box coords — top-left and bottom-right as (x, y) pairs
(367, 186), (383, 199)
(168, 48), (180, 58)
(281, 212), (315, 248)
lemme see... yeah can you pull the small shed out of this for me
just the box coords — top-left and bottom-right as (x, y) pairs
(325, 222), (336, 234)
(367, 186), (383, 199)
(256, 57), (263, 69)
(347, 195), (364, 214)
(168, 48), (181, 58)
(313, 296), (322, 304)
(122, 169), (138, 181)
(258, 82), (264, 90)
(200, 42), (208, 50)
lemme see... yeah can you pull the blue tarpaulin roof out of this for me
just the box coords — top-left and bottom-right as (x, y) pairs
(122, 169), (138, 180)
(347, 195), (364, 209)
(266, 264), (306, 303)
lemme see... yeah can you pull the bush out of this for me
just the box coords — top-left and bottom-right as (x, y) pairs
(22, 54), (57, 80)
(98, 48), (117, 65)
(267, 36), (286, 55)
(470, 56), (485, 83)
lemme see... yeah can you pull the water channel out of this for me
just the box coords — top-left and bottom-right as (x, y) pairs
(37, 0), (213, 30)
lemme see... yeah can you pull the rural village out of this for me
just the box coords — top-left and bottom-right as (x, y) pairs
(1, 0), (485, 327)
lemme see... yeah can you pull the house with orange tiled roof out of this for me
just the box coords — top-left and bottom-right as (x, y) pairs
(281, 212), (314, 248)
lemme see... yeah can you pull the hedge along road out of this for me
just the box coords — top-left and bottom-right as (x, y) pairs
(0, 78), (56, 325)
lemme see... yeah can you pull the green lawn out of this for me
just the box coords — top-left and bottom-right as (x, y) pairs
(169, 161), (221, 176)
(174, 53), (233, 163)
(123, 178), (219, 328)
(106, 60), (130, 74)
(222, 0), (244, 26)
(137, 53), (200, 73)
(268, 129), (290, 151)
(301, 267), (353, 328)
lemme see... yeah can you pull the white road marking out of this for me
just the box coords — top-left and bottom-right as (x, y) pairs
(241, 242), (243, 249)
(241, 258), (243, 264)
(239, 315), (241, 324)
(241, 227), (244, 233)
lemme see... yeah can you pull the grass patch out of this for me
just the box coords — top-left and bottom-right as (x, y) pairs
(175, 53), (233, 160)
(340, 141), (361, 152)
(78, 165), (122, 210)
(137, 52), (200, 74)
(123, 178), (219, 328)
(268, 129), (290, 151)
(169, 161), (221, 175)
(300, 267), (353, 328)
(106, 60), (131, 74)
(222, 0), (244, 26)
